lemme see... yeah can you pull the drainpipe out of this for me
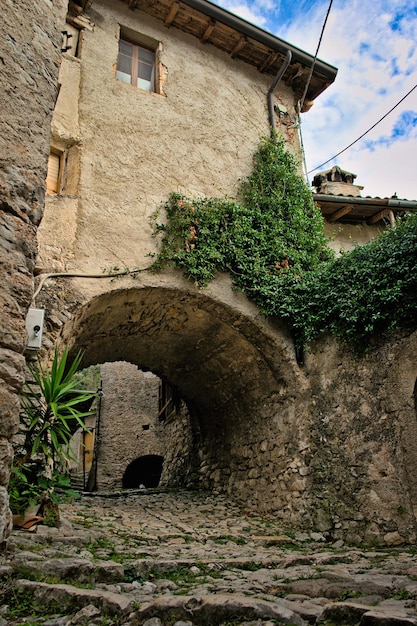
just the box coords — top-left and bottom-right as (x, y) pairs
(267, 50), (292, 135)
(85, 379), (103, 492)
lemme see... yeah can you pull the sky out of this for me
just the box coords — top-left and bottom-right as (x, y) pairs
(215, 0), (417, 200)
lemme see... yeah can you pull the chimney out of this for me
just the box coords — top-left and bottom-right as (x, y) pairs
(312, 166), (364, 197)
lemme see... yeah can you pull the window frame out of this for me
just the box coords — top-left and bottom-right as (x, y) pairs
(116, 37), (157, 93)
(158, 380), (179, 422)
(46, 149), (64, 195)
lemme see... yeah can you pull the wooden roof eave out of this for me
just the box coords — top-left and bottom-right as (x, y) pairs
(314, 194), (417, 225)
(116, 0), (337, 103)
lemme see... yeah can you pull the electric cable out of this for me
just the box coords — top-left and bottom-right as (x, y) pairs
(307, 82), (417, 175)
(298, 0), (334, 114)
(297, 0), (333, 180)
(31, 266), (153, 304)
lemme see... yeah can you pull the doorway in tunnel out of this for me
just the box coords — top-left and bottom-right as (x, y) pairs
(123, 454), (164, 488)
(93, 361), (197, 492)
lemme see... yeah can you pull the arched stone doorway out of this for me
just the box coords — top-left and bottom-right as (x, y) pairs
(123, 455), (164, 489)
(59, 285), (309, 519)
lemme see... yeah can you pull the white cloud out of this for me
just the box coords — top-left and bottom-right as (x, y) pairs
(219, 0), (268, 27)
(215, 0), (417, 198)
(278, 0), (417, 199)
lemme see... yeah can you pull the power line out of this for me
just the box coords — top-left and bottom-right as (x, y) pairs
(299, 0), (334, 114)
(307, 82), (417, 175)
(298, 0), (333, 181)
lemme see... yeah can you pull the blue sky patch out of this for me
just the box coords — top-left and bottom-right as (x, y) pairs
(215, 0), (417, 198)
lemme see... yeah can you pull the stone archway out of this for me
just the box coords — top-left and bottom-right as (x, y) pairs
(59, 285), (311, 519)
(123, 455), (164, 489)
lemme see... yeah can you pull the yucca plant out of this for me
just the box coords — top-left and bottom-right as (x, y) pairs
(10, 348), (97, 518)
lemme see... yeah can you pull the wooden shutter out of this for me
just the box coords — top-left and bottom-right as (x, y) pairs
(46, 152), (60, 194)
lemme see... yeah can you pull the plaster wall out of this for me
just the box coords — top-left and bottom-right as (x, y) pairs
(324, 222), (386, 253)
(52, 54), (81, 142)
(37, 54), (82, 272)
(37, 0), (301, 278)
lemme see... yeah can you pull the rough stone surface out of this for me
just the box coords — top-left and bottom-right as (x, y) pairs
(2, 491), (417, 625)
(2, 0), (417, 555)
(0, 0), (66, 542)
(50, 281), (417, 544)
(96, 363), (164, 491)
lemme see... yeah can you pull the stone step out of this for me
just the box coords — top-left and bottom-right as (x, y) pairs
(15, 579), (133, 617)
(7, 578), (417, 626)
(12, 556), (124, 584)
(3, 492), (417, 625)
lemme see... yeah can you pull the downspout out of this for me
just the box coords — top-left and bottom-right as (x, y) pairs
(85, 379), (103, 492)
(267, 50), (292, 136)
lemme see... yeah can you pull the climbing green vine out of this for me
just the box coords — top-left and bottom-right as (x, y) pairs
(152, 134), (417, 353)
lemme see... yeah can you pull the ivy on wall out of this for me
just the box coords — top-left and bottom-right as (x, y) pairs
(152, 134), (417, 353)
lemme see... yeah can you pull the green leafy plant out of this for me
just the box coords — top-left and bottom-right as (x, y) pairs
(151, 134), (331, 353)
(152, 133), (417, 353)
(338, 589), (364, 600)
(152, 135), (331, 286)
(9, 348), (97, 517)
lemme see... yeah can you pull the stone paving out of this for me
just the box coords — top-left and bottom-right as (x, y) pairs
(1, 489), (417, 625)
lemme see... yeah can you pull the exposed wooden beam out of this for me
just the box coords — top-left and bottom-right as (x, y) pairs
(230, 35), (247, 58)
(164, 2), (180, 26)
(367, 208), (395, 227)
(259, 51), (278, 73)
(201, 19), (216, 43)
(327, 205), (353, 223)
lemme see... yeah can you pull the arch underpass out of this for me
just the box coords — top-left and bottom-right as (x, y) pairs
(60, 286), (308, 512)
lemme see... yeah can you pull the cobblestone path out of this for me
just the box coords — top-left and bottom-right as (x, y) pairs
(1, 489), (417, 625)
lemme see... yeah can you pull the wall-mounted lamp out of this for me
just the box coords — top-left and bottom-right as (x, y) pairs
(25, 308), (45, 350)
(274, 103), (291, 124)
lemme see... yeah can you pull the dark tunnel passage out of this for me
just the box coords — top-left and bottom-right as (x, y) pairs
(60, 285), (301, 500)
(122, 454), (164, 489)
(62, 286), (298, 416)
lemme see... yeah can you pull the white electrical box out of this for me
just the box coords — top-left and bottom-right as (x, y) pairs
(25, 307), (45, 350)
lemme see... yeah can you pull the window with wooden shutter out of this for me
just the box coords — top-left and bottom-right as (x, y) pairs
(158, 380), (179, 422)
(46, 151), (62, 194)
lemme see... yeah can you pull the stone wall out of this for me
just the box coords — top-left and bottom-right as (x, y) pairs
(2, 0), (417, 549)
(96, 362), (164, 490)
(305, 334), (417, 545)
(93, 361), (197, 491)
(52, 283), (417, 545)
(64, 290), (417, 546)
(0, 0), (66, 543)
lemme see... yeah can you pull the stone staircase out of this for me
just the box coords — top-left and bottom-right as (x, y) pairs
(69, 471), (87, 492)
(1, 490), (417, 625)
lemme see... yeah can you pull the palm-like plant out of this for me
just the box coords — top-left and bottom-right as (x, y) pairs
(10, 348), (97, 517)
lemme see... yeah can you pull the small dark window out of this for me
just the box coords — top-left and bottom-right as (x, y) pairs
(158, 380), (179, 422)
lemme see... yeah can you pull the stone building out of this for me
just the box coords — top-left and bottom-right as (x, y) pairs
(2, 0), (417, 547)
